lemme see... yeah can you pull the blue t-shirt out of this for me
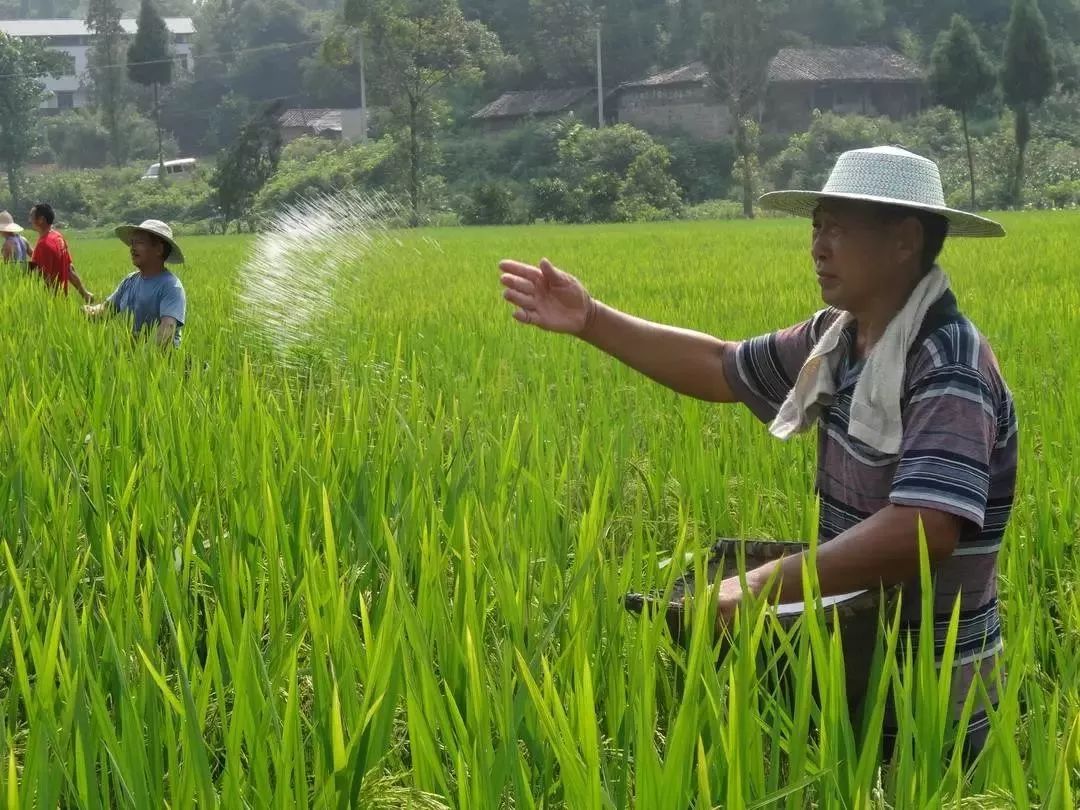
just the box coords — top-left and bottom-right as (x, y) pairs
(107, 270), (187, 347)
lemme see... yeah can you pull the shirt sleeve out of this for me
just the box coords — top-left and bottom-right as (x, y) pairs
(721, 309), (834, 423)
(159, 281), (186, 325)
(889, 363), (998, 529)
(106, 276), (129, 307)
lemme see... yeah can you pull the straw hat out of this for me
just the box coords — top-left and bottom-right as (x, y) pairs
(759, 146), (1005, 238)
(114, 219), (185, 264)
(0, 211), (24, 234)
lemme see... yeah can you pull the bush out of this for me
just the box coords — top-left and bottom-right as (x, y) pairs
(660, 135), (736, 203)
(441, 122), (563, 189)
(45, 112), (111, 168)
(532, 123), (685, 223)
(254, 138), (398, 215)
(43, 110), (178, 170)
(529, 177), (584, 223)
(460, 181), (528, 225)
(766, 110), (898, 192)
(681, 199), (747, 220)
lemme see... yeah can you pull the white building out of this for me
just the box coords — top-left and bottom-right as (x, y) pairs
(0, 17), (195, 112)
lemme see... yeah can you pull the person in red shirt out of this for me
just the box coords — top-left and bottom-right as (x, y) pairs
(28, 203), (93, 302)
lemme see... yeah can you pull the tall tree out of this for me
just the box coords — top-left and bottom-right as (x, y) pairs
(0, 34), (71, 208)
(701, 0), (787, 219)
(86, 0), (129, 167)
(783, 0), (886, 45)
(344, 0), (500, 223)
(211, 102), (284, 232)
(662, 0), (704, 66)
(529, 0), (594, 84)
(929, 15), (997, 209)
(128, 0), (174, 185)
(1001, 0), (1055, 206)
(529, 0), (664, 88)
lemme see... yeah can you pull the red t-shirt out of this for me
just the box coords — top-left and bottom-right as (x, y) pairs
(32, 229), (71, 292)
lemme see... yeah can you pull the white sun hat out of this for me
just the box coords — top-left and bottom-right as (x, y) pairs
(759, 145), (1005, 238)
(0, 210), (24, 234)
(115, 219), (185, 264)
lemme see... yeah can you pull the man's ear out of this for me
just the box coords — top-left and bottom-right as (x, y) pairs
(894, 216), (923, 267)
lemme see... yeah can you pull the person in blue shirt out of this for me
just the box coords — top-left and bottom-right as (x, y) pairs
(85, 219), (187, 348)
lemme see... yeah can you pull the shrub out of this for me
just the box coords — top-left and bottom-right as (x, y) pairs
(460, 182), (523, 225)
(532, 123), (685, 223)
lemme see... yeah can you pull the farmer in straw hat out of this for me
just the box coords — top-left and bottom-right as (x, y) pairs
(84, 219), (187, 349)
(498, 146), (1017, 761)
(0, 211), (30, 267)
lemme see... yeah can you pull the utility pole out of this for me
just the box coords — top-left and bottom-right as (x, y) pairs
(596, 21), (604, 128)
(358, 31), (368, 144)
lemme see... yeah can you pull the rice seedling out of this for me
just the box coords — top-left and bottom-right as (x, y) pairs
(0, 213), (1075, 807)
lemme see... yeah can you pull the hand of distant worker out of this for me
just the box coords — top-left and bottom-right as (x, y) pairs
(82, 290), (94, 304)
(83, 302), (107, 318)
(498, 258), (597, 336)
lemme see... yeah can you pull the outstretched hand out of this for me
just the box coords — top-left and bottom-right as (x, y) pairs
(498, 258), (596, 336)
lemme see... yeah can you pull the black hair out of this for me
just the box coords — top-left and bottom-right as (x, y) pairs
(874, 203), (950, 275)
(30, 203), (55, 225)
(160, 239), (173, 261)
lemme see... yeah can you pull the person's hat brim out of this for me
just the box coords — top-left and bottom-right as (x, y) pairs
(758, 190), (1006, 238)
(115, 224), (185, 264)
(0, 224), (24, 234)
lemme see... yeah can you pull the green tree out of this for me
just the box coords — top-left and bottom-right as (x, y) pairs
(86, 0), (130, 167)
(128, 0), (174, 185)
(701, 0), (787, 219)
(344, 0), (500, 224)
(527, 0), (664, 88)
(783, 0), (886, 45)
(528, 0), (594, 84)
(1001, 0), (1055, 206)
(0, 33), (71, 208)
(211, 103), (284, 232)
(929, 15), (997, 209)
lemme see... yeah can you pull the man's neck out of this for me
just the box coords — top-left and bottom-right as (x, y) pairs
(139, 263), (167, 278)
(850, 274), (923, 358)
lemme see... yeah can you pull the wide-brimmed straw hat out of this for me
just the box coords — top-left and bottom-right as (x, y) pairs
(0, 211), (24, 234)
(759, 145), (1005, 238)
(115, 219), (185, 264)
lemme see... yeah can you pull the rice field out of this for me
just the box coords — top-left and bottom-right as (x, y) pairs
(0, 215), (1076, 808)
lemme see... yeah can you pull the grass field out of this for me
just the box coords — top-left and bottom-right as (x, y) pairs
(0, 215), (1076, 808)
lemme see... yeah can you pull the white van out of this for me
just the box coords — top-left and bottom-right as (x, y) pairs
(141, 158), (198, 181)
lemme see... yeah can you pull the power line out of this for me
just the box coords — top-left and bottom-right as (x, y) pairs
(0, 34), (329, 83)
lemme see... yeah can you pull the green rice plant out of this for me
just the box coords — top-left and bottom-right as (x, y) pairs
(0, 214), (1075, 807)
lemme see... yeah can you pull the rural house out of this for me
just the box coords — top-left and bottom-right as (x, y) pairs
(611, 47), (926, 140)
(470, 87), (597, 133)
(472, 46), (924, 141)
(278, 108), (374, 144)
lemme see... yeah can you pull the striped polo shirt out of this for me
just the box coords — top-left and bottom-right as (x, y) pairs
(722, 289), (1018, 752)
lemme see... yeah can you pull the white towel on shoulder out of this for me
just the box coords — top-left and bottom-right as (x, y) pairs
(769, 266), (950, 455)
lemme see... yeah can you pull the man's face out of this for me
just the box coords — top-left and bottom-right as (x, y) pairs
(28, 209), (44, 232)
(129, 232), (163, 269)
(810, 200), (915, 311)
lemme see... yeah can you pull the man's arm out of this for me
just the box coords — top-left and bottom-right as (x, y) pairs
(155, 316), (179, 348)
(500, 258), (739, 403)
(729, 506), (963, 612)
(579, 301), (740, 403)
(68, 266), (94, 303)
